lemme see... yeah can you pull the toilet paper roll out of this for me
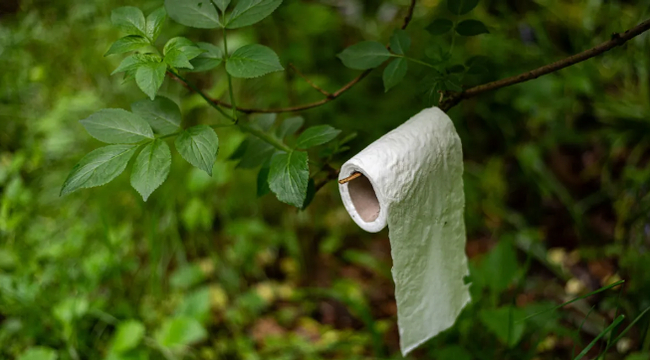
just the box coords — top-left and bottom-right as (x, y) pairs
(338, 107), (471, 355)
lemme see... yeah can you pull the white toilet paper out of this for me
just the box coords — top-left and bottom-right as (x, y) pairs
(338, 107), (471, 355)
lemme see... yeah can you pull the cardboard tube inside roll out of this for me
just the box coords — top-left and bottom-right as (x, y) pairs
(338, 107), (471, 355)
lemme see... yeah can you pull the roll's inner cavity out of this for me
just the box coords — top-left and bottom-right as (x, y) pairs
(348, 173), (380, 222)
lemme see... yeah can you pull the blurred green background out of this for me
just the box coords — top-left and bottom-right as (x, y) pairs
(2, 0), (650, 359)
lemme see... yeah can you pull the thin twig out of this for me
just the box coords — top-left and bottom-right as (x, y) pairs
(289, 63), (332, 97)
(338, 172), (361, 184)
(439, 18), (650, 112)
(166, 0), (418, 114)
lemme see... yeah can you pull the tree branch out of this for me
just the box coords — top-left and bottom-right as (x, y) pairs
(439, 18), (650, 112)
(167, 0), (417, 114)
(289, 63), (332, 98)
(328, 18), (650, 190)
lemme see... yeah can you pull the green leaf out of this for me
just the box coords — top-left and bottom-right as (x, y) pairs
(574, 315), (625, 360)
(426, 18), (454, 36)
(163, 37), (204, 69)
(105, 36), (150, 56)
(268, 151), (309, 207)
(176, 287), (211, 323)
(301, 178), (316, 210)
(479, 306), (526, 347)
(111, 53), (161, 75)
(154, 316), (207, 350)
(18, 347), (57, 360)
(164, 0), (221, 29)
(233, 115), (276, 168)
(226, 44), (284, 78)
(131, 96), (181, 135)
(135, 62), (167, 100)
(111, 320), (146, 353)
(237, 138), (274, 168)
(163, 37), (204, 59)
(165, 49), (194, 69)
(295, 125), (341, 149)
(226, 0), (283, 29)
(456, 19), (489, 36)
(130, 139), (172, 201)
(175, 125), (219, 176)
(447, 0), (479, 15)
(60, 145), (138, 196)
(170, 264), (206, 290)
(213, 0), (231, 12)
(257, 164), (271, 197)
(425, 45), (452, 62)
(383, 57), (408, 92)
(482, 240), (518, 293)
(111, 7), (147, 37)
(389, 29), (410, 55)
(337, 41), (391, 70)
(146, 7), (167, 42)
(276, 116), (304, 139)
(80, 109), (154, 144)
(189, 42), (223, 72)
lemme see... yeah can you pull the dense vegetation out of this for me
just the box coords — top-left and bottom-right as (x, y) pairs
(1, 0), (650, 359)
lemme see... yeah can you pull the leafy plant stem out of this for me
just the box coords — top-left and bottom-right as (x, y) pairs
(167, 69), (235, 121)
(400, 55), (437, 69)
(222, 27), (238, 122)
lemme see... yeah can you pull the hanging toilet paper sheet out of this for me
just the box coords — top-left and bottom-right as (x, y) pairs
(338, 107), (471, 355)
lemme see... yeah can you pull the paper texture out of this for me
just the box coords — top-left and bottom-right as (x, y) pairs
(338, 107), (471, 355)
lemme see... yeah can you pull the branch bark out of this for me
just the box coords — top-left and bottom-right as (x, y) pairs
(439, 18), (650, 112)
(332, 18), (650, 188)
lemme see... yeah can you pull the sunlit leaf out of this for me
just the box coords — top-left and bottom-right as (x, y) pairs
(146, 7), (167, 41)
(104, 36), (150, 56)
(154, 316), (207, 350)
(111, 53), (161, 75)
(111, 320), (145, 353)
(17, 347), (57, 360)
(111, 6), (147, 37)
